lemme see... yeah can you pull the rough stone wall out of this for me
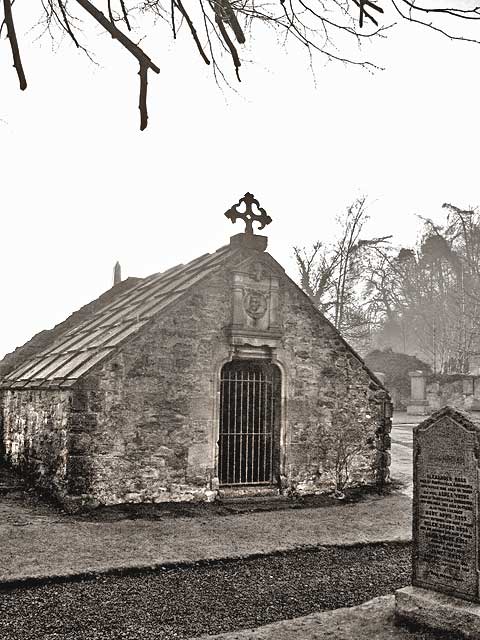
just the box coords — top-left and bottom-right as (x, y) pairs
(405, 373), (480, 414)
(0, 252), (390, 508)
(425, 375), (480, 412)
(65, 272), (233, 508)
(1, 389), (71, 497)
(279, 282), (391, 495)
(426, 378), (464, 411)
(61, 261), (390, 508)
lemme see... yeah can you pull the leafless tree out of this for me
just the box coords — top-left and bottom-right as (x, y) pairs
(294, 196), (391, 350)
(2, 1), (480, 129)
(368, 205), (480, 373)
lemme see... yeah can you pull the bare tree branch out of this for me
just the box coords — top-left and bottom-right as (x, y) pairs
(6, 0), (480, 129)
(390, 0), (480, 45)
(74, 0), (159, 73)
(213, 1), (242, 79)
(119, 0), (131, 30)
(174, 0), (211, 64)
(73, 0), (160, 129)
(3, 0), (27, 90)
(57, 0), (81, 46)
(138, 61), (149, 130)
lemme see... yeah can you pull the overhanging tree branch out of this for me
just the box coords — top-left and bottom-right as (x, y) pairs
(73, 0), (160, 130)
(4, 1), (480, 129)
(174, 0), (211, 65)
(213, 4), (242, 80)
(3, 0), (27, 90)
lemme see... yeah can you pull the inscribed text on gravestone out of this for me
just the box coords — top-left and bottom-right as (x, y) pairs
(413, 415), (479, 601)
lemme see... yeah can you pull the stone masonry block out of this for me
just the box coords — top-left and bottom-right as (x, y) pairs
(395, 586), (480, 639)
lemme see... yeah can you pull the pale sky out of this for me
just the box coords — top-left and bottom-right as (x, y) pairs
(1, 2), (480, 359)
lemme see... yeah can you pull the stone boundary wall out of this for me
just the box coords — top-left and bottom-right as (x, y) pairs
(407, 371), (480, 415)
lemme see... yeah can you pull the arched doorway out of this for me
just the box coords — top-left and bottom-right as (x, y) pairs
(218, 360), (281, 486)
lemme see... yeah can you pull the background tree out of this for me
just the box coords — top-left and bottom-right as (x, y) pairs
(367, 205), (480, 373)
(294, 196), (391, 351)
(295, 200), (480, 371)
(3, 1), (480, 129)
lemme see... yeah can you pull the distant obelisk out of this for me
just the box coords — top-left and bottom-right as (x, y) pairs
(113, 261), (122, 286)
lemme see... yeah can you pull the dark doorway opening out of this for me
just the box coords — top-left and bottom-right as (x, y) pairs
(218, 360), (281, 486)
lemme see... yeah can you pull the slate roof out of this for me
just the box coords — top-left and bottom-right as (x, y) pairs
(1, 245), (232, 390)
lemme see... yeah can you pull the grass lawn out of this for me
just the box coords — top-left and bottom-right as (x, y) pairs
(0, 487), (411, 584)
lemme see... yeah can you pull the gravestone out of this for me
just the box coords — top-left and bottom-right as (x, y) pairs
(464, 376), (480, 412)
(395, 406), (480, 638)
(406, 370), (429, 416)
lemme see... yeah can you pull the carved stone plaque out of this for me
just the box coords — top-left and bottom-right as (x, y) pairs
(227, 256), (283, 349)
(413, 413), (479, 601)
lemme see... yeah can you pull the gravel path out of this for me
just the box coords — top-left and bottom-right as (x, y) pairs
(0, 542), (411, 640)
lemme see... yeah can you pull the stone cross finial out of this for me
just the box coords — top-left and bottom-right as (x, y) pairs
(224, 193), (272, 235)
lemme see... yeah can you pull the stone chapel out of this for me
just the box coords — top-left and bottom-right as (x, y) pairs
(0, 194), (392, 510)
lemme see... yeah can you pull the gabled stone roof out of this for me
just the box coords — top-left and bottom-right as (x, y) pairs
(1, 245), (233, 390)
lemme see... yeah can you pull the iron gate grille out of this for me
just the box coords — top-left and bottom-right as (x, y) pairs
(219, 361), (280, 486)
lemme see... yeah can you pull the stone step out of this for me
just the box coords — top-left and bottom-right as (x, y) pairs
(217, 486), (292, 509)
(0, 485), (24, 494)
(218, 485), (280, 500)
(0, 465), (25, 493)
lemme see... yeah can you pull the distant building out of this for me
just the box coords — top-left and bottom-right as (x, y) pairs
(0, 195), (391, 510)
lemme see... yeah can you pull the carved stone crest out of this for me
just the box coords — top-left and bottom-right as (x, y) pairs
(227, 257), (283, 348)
(243, 290), (268, 320)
